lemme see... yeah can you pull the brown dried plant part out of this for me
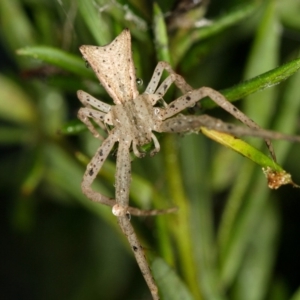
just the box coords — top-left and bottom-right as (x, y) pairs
(78, 29), (298, 299)
(263, 167), (299, 189)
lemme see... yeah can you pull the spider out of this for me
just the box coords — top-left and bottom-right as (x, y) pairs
(77, 29), (299, 299)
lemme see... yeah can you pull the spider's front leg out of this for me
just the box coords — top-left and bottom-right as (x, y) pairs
(159, 86), (277, 161)
(145, 61), (193, 97)
(81, 129), (119, 206)
(112, 141), (160, 300)
(77, 90), (111, 140)
(81, 123), (176, 216)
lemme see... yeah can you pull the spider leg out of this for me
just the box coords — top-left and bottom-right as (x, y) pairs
(159, 86), (277, 161)
(145, 61), (193, 96)
(112, 141), (160, 300)
(118, 214), (160, 300)
(77, 107), (107, 140)
(128, 205), (178, 216)
(160, 114), (300, 142)
(150, 133), (161, 156)
(132, 141), (146, 158)
(77, 90), (112, 139)
(131, 132), (161, 158)
(81, 134), (164, 299)
(114, 141), (131, 211)
(81, 129), (118, 204)
(77, 90), (111, 113)
(81, 132), (177, 215)
(85, 196), (177, 216)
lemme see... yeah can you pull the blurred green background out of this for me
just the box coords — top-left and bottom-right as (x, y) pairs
(1, 0), (300, 299)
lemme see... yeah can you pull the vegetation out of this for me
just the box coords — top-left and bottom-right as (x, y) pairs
(1, 0), (300, 299)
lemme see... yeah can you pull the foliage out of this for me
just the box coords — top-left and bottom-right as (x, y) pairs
(1, 0), (300, 299)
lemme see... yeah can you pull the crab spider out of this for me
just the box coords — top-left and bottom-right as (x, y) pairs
(77, 29), (300, 299)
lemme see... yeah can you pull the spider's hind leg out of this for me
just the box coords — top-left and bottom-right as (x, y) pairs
(159, 86), (277, 161)
(113, 141), (160, 300)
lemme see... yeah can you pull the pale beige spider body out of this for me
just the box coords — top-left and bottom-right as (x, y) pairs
(77, 29), (300, 299)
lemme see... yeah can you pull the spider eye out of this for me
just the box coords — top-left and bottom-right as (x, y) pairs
(136, 78), (143, 86)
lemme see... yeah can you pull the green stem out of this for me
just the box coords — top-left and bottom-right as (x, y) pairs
(162, 134), (202, 300)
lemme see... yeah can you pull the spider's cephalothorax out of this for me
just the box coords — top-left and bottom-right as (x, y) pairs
(107, 94), (162, 157)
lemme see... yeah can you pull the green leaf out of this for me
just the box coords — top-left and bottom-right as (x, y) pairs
(201, 127), (298, 189)
(0, 126), (33, 145)
(152, 6), (202, 298)
(153, 2), (171, 63)
(77, 0), (112, 45)
(60, 119), (87, 135)
(17, 46), (94, 79)
(271, 51), (300, 161)
(290, 288), (300, 300)
(44, 142), (115, 225)
(0, 75), (36, 125)
(231, 201), (280, 300)
(171, 2), (260, 66)
(201, 57), (300, 109)
(152, 257), (195, 300)
(201, 127), (281, 171)
(217, 0), (282, 289)
(279, 0), (300, 30)
(0, 0), (36, 52)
